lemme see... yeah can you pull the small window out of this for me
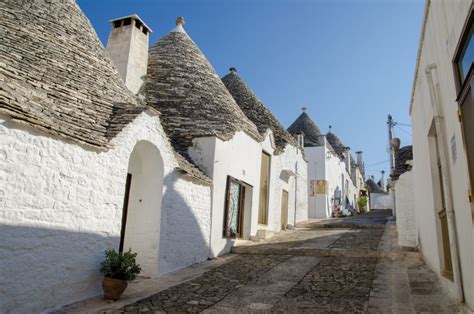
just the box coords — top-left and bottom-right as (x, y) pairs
(113, 20), (121, 28)
(123, 18), (131, 26)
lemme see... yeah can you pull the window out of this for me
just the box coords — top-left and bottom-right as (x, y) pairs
(453, 6), (474, 213)
(223, 176), (245, 238)
(456, 22), (473, 85)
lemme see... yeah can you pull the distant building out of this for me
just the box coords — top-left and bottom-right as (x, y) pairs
(409, 1), (473, 310)
(288, 110), (365, 218)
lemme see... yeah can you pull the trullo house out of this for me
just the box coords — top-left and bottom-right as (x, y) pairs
(0, 1), (309, 312)
(222, 68), (308, 235)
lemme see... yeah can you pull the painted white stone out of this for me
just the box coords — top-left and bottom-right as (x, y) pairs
(369, 193), (393, 210)
(393, 170), (416, 247)
(305, 139), (362, 219)
(0, 112), (211, 313)
(410, 0), (473, 307)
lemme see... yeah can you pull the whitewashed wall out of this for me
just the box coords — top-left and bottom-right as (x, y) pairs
(0, 112), (211, 313)
(410, 0), (473, 308)
(393, 171), (417, 247)
(369, 193), (393, 210)
(191, 131), (262, 257)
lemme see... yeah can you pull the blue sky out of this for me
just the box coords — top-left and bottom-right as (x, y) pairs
(77, 0), (423, 180)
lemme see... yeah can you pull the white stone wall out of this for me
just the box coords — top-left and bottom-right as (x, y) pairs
(410, 1), (473, 308)
(393, 171), (417, 247)
(369, 193), (393, 210)
(191, 131), (262, 257)
(0, 112), (211, 313)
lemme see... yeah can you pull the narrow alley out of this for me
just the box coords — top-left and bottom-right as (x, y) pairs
(65, 210), (460, 313)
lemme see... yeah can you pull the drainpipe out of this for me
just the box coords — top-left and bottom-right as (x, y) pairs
(425, 63), (464, 302)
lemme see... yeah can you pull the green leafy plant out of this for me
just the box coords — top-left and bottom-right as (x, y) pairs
(100, 249), (141, 281)
(357, 197), (368, 208)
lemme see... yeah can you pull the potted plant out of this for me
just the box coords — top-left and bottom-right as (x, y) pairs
(100, 249), (141, 300)
(357, 197), (368, 213)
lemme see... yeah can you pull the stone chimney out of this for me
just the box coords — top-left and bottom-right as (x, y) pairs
(381, 170), (386, 192)
(106, 14), (152, 94)
(356, 151), (364, 168)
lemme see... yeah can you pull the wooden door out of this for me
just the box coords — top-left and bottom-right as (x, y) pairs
(258, 152), (271, 224)
(119, 173), (132, 253)
(281, 190), (289, 230)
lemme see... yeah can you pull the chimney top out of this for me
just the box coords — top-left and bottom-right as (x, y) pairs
(381, 170), (385, 174)
(229, 67), (237, 73)
(108, 14), (153, 34)
(356, 151), (363, 154)
(302, 107), (307, 112)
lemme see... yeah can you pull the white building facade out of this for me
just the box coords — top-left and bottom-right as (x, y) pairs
(409, 1), (473, 310)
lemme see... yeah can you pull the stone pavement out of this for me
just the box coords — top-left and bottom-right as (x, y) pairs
(63, 210), (460, 313)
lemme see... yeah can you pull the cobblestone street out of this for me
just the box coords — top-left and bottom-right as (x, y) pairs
(110, 210), (460, 313)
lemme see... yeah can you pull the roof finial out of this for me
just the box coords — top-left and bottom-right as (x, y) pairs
(329, 125), (332, 133)
(229, 67), (237, 73)
(302, 107), (307, 112)
(176, 16), (185, 26)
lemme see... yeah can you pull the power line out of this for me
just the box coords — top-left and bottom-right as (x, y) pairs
(365, 159), (390, 167)
(395, 125), (412, 137)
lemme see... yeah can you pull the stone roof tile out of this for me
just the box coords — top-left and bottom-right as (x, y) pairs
(144, 19), (261, 162)
(391, 145), (413, 180)
(221, 69), (297, 154)
(0, 0), (138, 148)
(287, 111), (324, 147)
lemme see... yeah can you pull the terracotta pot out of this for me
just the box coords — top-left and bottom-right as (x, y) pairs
(102, 276), (128, 300)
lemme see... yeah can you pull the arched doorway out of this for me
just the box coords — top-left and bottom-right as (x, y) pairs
(119, 141), (164, 278)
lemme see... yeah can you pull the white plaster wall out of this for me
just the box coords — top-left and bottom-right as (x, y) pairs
(410, 0), (473, 308)
(369, 193), (393, 210)
(0, 112), (211, 313)
(305, 146), (326, 218)
(393, 171), (417, 247)
(191, 131), (262, 257)
(305, 141), (351, 219)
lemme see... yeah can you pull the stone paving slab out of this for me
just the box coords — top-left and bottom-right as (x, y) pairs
(63, 210), (461, 313)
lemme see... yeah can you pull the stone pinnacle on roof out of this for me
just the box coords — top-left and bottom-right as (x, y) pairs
(145, 17), (261, 156)
(171, 16), (186, 33)
(287, 108), (324, 147)
(222, 68), (297, 154)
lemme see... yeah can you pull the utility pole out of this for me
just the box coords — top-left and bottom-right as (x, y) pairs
(387, 114), (394, 176)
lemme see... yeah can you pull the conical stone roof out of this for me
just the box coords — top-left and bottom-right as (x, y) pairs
(326, 130), (347, 158)
(287, 111), (324, 147)
(221, 69), (297, 154)
(366, 179), (386, 194)
(0, 0), (142, 148)
(144, 18), (261, 156)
